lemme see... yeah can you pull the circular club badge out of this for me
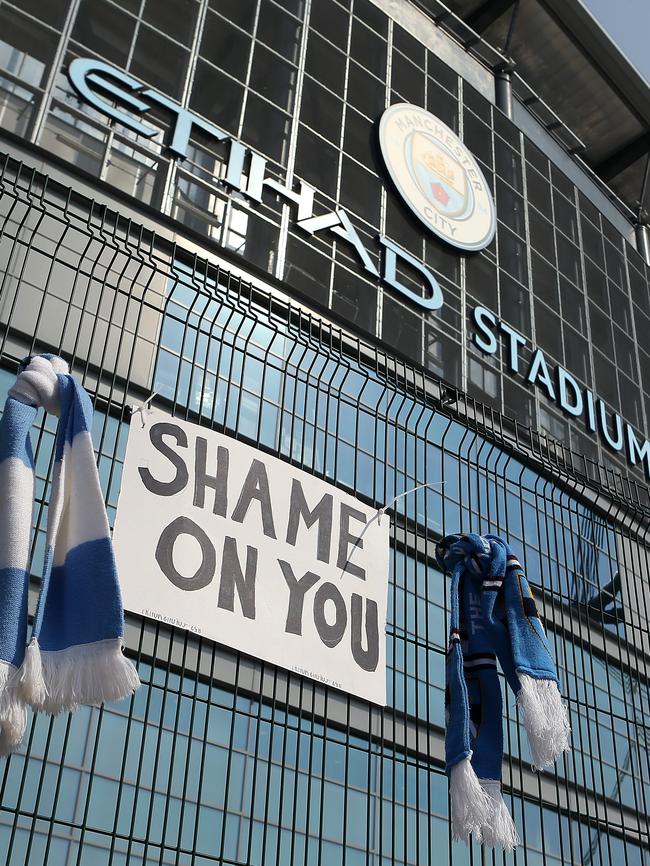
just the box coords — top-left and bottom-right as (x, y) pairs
(379, 103), (495, 251)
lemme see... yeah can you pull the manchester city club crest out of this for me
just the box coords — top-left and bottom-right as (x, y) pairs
(408, 131), (472, 219)
(379, 103), (496, 251)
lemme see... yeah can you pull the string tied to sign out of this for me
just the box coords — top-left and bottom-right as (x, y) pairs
(376, 481), (445, 525)
(131, 391), (158, 428)
(338, 482), (445, 580)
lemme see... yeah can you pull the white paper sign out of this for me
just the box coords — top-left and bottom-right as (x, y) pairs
(113, 409), (389, 704)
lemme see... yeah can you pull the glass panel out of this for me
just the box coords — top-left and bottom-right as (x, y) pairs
(173, 172), (228, 238)
(0, 6), (59, 87)
(0, 76), (36, 137)
(104, 140), (162, 206)
(39, 104), (106, 175)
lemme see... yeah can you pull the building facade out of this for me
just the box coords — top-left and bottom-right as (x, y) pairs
(0, 0), (650, 863)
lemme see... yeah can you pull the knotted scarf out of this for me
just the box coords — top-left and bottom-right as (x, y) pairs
(0, 354), (140, 753)
(436, 532), (570, 849)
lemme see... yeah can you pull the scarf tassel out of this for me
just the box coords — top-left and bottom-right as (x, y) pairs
(450, 759), (521, 849)
(18, 639), (46, 707)
(479, 781), (521, 851)
(449, 757), (492, 842)
(517, 673), (571, 770)
(0, 663), (26, 756)
(17, 637), (140, 715)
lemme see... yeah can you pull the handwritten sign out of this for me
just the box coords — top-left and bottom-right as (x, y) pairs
(113, 410), (389, 704)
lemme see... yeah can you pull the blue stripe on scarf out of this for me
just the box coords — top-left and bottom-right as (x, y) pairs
(0, 354), (139, 754)
(0, 566), (29, 667)
(54, 376), (94, 461)
(36, 538), (124, 652)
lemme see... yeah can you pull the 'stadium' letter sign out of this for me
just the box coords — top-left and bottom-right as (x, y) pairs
(113, 410), (389, 704)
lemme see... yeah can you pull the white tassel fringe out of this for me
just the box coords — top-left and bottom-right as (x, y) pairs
(18, 639), (47, 707)
(449, 757), (492, 843)
(18, 638), (140, 714)
(479, 781), (520, 850)
(0, 662), (27, 755)
(517, 673), (571, 770)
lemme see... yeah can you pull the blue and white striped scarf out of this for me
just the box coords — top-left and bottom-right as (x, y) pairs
(0, 355), (139, 753)
(436, 532), (571, 849)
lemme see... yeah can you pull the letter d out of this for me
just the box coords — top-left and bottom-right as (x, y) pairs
(557, 366), (583, 417)
(379, 236), (443, 310)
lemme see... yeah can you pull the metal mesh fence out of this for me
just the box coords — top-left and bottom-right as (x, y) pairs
(1, 152), (650, 865)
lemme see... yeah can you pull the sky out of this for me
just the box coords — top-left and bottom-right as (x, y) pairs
(579, 0), (650, 84)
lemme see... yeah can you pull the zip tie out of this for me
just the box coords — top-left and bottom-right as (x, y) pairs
(377, 481), (445, 525)
(131, 391), (158, 428)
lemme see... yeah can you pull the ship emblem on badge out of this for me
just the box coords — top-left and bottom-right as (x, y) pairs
(379, 103), (496, 251)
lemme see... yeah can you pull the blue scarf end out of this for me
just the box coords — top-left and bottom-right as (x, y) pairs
(437, 532), (570, 848)
(0, 355), (140, 753)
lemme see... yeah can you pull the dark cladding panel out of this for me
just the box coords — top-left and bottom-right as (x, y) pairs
(294, 126), (340, 200)
(350, 18), (387, 80)
(347, 59), (387, 118)
(241, 94), (292, 165)
(142, 0), (198, 46)
(130, 25), (190, 100)
(465, 253), (498, 309)
(391, 49), (426, 106)
(71, 0), (136, 66)
(299, 76), (344, 145)
(256, 0), (303, 62)
(304, 31), (346, 97)
(331, 264), (377, 334)
(381, 293), (423, 360)
(500, 272), (532, 337)
(339, 157), (382, 227)
(189, 60), (245, 136)
(424, 325), (462, 387)
(309, 0), (349, 49)
(284, 232), (332, 307)
(200, 11), (252, 80)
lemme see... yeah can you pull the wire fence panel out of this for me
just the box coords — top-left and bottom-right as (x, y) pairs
(1, 156), (650, 866)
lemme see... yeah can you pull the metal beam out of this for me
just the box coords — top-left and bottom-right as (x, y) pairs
(596, 132), (650, 182)
(495, 65), (514, 117)
(466, 0), (517, 34)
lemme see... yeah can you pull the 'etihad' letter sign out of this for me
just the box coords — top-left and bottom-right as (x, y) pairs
(67, 58), (445, 311)
(113, 411), (389, 704)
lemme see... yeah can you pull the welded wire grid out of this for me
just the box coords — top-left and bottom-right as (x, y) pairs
(0, 156), (650, 866)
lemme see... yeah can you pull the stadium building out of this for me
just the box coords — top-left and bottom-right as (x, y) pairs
(0, 0), (650, 863)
